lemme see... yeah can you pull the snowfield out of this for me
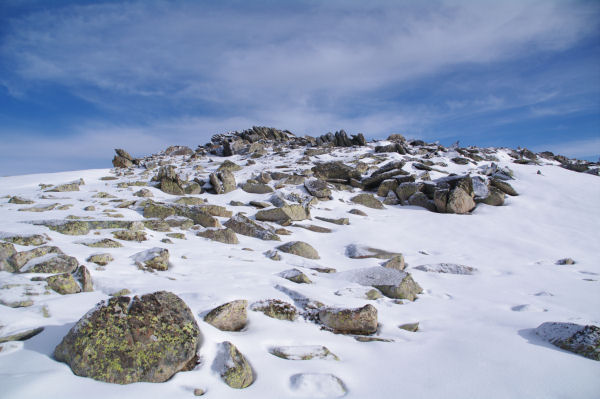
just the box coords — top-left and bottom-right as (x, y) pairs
(0, 139), (598, 399)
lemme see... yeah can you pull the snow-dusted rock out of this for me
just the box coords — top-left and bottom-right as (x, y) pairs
(535, 322), (600, 361)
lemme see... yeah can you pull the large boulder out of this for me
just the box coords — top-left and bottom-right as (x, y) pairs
(277, 241), (320, 259)
(535, 322), (599, 361)
(54, 291), (202, 384)
(212, 341), (255, 389)
(318, 304), (378, 335)
(155, 165), (185, 195)
(204, 300), (248, 331)
(304, 178), (332, 199)
(209, 171), (236, 194)
(490, 178), (519, 196)
(446, 187), (476, 214)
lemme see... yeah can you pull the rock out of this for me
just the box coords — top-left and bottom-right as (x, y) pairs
(46, 273), (81, 295)
(6, 245), (64, 272)
(27, 254), (79, 274)
(382, 255), (405, 271)
(408, 192), (437, 212)
(312, 161), (361, 182)
(399, 322), (419, 332)
(314, 216), (349, 225)
(143, 202), (176, 219)
(241, 182), (273, 194)
(8, 196), (34, 204)
(362, 168), (410, 189)
(433, 189), (449, 213)
(196, 228), (239, 244)
(277, 241), (320, 259)
(255, 204), (310, 224)
(133, 188), (153, 198)
(223, 213), (280, 241)
(191, 205), (232, 218)
(451, 157), (470, 165)
(280, 268), (312, 284)
(204, 300), (248, 331)
(110, 288), (131, 297)
(535, 322), (600, 361)
(74, 265), (93, 292)
(115, 148), (133, 160)
(83, 238), (123, 248)
(304, 179), (332, 199)
(113, 156), (133, 168)
(0, 299), (34, 308)
(395, 182), (420, 202)
(87, 253), (114, 266)
(377, 179), (399, 197)
(217, 160), (242, 172)
(1, 234), (49, 246)
(176, 206), (222, 228)
(269, 345), (338, 360)
(18, 203), (59, 212)
(0, 327), (45, 344)
(155, 165), (185, 195)
(446, 187), (476, 214)
(318, 304), (378, 335)
(45, 182), (81, 192)
(480, 186), (505, 206)
(490, 178), (518, 196)
(345, 244), (402, 259)
(348, 208), (367, 216)
(335, 267), (422, 301)
(289, 373), (347, 398)
(112, 230), (147, 242)
(294, 224), (333, 233)
(212, 341), (254, 389)
(251, 299), (297, 321)
(382, 191), (400, 205)
(132, 248), (170, 271)
(350, 193), (384, 209)
(209, 171), (236, 194)
(143, 220), (171, 232)
(164, 145), (194, 156)
(193, 388), (205, 396)
(48, 221), (90, 235)
(264, 250), (282, 261)
(414, 263), (477, 275)
(0, 242), (16, 271)
(366, 289), (383, 300)
(54, 291), (201, 383)
(556, 258), (576, 265)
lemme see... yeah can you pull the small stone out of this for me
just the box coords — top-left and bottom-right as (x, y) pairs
(196, 228), (239, 244)
(133, 188), (153, 198)
(399, 322), (419, 332)
(348, 208), (367, 216)
(318, 304), (378, 335)
(8, 196), (34, 204)
(193, 388), (205, 396)
(251, 299), (297, 321)
(204, 300), (248, 331)
(279, 268), (312, 284)
(556, 258), (576, 265)
(381, 255), (405, 271)
(315, 216), (349, 225)
(83, 238), (123, 248)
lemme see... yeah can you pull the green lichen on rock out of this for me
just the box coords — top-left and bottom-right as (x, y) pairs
(46, 273), (81, 295)
(8, 196), (34, 204)
(87, 253), (114, 266)
(204, 300), (247, 331)
(83, 238), (123, 248)
(251, 299), (297, 321)
(7, 245), (64, 272)
(196, 228), (238, 244)
(276, 241), (320, 259)
(28, 254), (79, 274)
(48, 221), (90, 236)
(54, 291), (202, 384)
(143, 202), (176, 219)
(350, 193), (384, 209)
(112, 230), (147, 242)
(213, 341), (254, 389)
(318, 304), (378, 335)
(269, 345), (338, 361)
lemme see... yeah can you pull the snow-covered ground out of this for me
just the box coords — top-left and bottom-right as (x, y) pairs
(0, 143), (598, 398)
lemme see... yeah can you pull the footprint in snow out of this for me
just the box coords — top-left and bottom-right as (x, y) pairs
(511, 304), (548, 312)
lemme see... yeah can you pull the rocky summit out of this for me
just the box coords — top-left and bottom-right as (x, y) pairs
(0, 126), (598, 398)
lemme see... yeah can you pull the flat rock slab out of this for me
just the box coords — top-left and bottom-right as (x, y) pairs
(270, 345), (338, 360)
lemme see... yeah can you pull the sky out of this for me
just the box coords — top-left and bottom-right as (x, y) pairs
(0, 0), (599, 176)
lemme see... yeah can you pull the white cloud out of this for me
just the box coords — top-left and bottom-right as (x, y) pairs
(534, 137), (600, 158)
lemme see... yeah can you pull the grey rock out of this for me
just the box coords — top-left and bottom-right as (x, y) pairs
(87, 253), (114, 266)
(345, 244), (401, 259)
(224, 213), (280, 241)
(490, 178), (518, 196)
(46, 273), (81, 295)
(204, 300), (248, 331)
(350, 193), (384, 209)
(255, 204), (310, 224)
(277, 241), (320, 259)
(196, 228), (239, 244)
(212, 341), (255, 389)
(251, 299), (298, 321)
(304, 179), (332, 199)
(132, 247), (170, 271)
(319, 304), (378, 335)
(269, 345), (338, 360)
(414, 263), (477, 275)
(312, 161), (361, 182)
(446, 187), (476, 214)
(280, 268), (312, 284)
(535, 322), (599, 361)
(28, 254), (79, 274)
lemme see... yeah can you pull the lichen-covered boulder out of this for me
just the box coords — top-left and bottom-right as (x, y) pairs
(28, 254), (79, 274)
(251, 299), (297, 321)
(143, 202), (176, 219)
(196, 228), (239, 244)
(279, 268), (312, 284)
(318, 304), (378, 335)
(0, 242), (16, 271)
(8, 196), (34, 204)
(204, 300), (247, 331)
(446, 187), (476, 214)
(277, 241), (320, 259)
(113, 230), (147, 242)
(241, 182), (274, 194)
(1, 234), (49, 246)
(304, 178), (332, 199)
(83, 238), (123, 248)
(7, 245), (64, 272)
(223, 213), (280, 241)
(350, 193), (384, 209)
(46, 273), (81, 295)
(382, 255), (405, 271)
(54, 291), (202, 383)
(535, 322), (599, 361)
(212, 341), (254, 389)
(48, 221), (90, 235)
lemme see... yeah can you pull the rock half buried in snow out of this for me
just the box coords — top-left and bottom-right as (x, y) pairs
(277, 241), (320, 259)
(204, 300), (247, 331)
(318, 304), (378, 335)
(413, 263), (477, 275)
(279, 268), (312, 284)
(269, 345), (338, 360)
(345, 244), (402, 260)
(350, 193), (384, 209)
(223, 213), (280, 241)
(196, 228), (239, 244)
(251, 299), (297, 321)
(535, 322), (600, 361)
(255, 204), (309, 224)
(131, 247), (170, 271)
(289, 373), (347, 398)
(54, 291), (202, 383)
(334, 267), (422, 301)
(212, 341), (254, 389)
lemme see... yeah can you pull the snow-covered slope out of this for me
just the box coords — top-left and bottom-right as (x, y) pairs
(0, 133), (598, 398)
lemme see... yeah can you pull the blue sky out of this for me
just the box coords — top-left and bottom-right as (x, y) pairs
(1, 0), (599, 175)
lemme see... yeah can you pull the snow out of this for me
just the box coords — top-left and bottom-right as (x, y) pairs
(0, 147), (599, 398)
